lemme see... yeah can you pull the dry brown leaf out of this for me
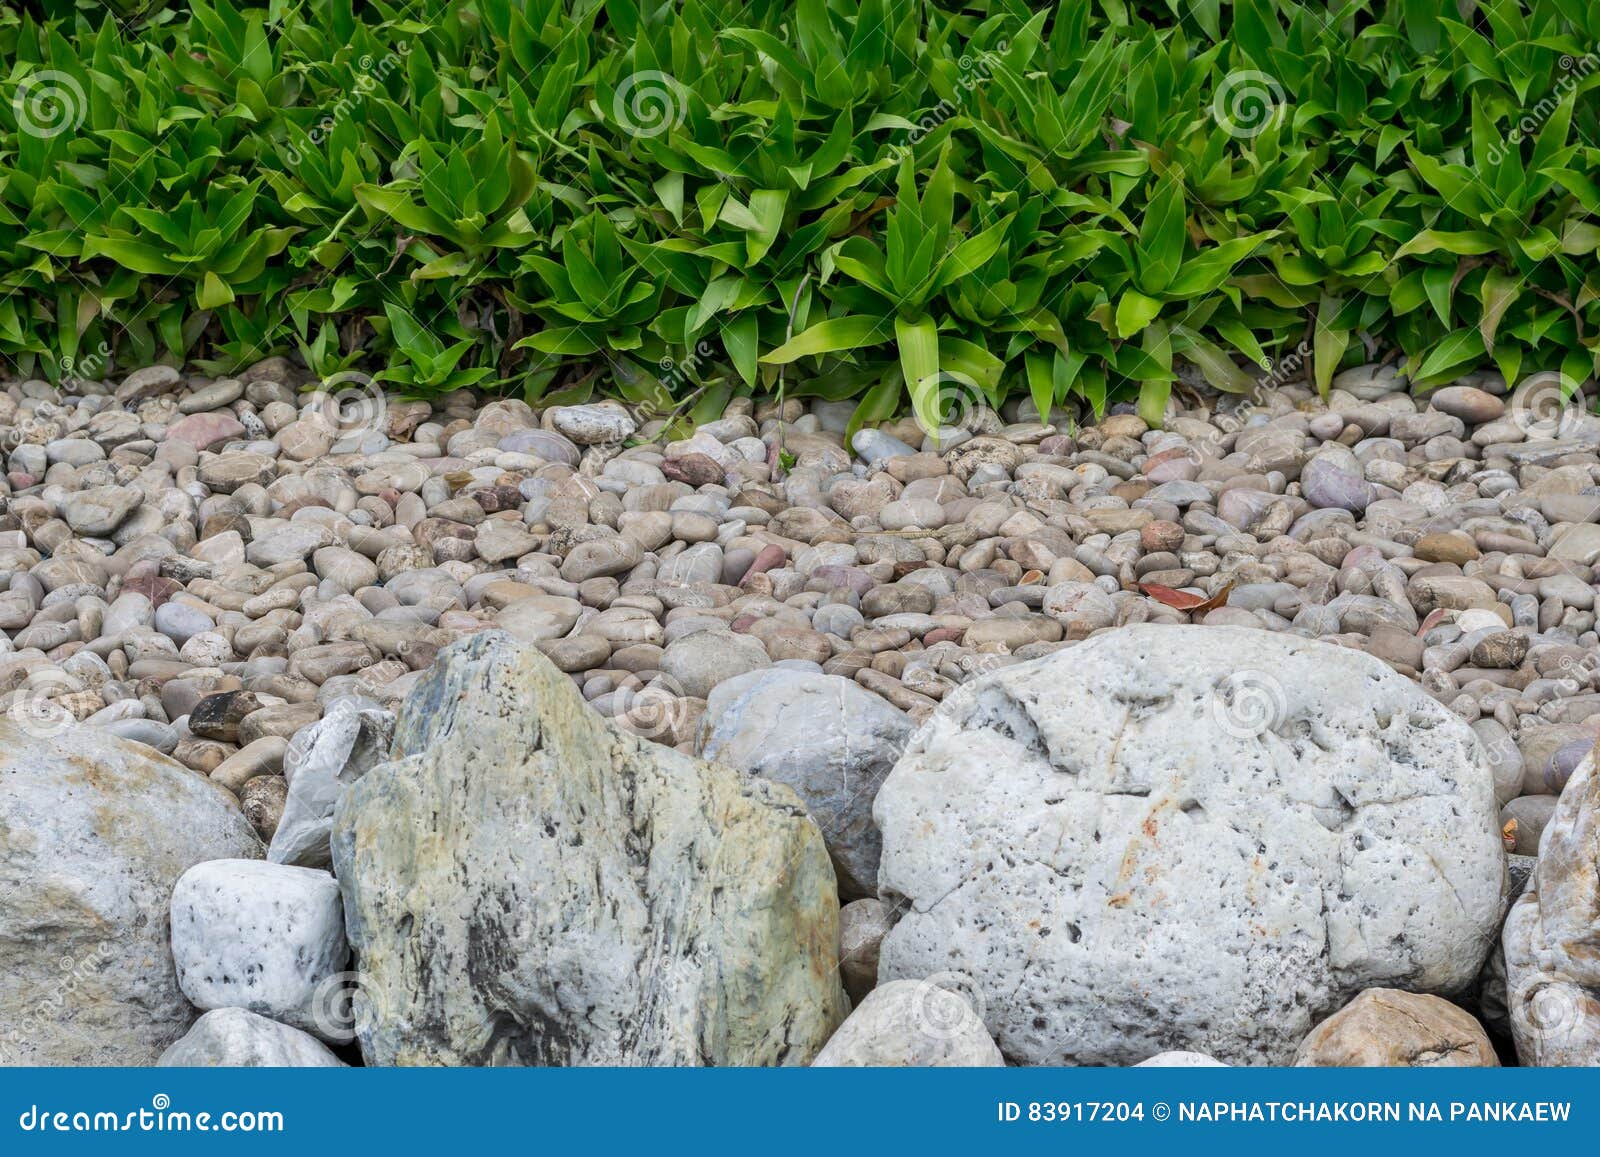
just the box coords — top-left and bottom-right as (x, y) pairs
(1502, 818), (1518, 852)
(1138, 581), (1234, 614)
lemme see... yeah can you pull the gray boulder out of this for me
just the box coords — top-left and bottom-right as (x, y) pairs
(812, 979), (1004, 1067)
(332, 631), (847, 1066)
(267, 698), (394, 868)
(1504, 751), (1600, 1065)
(0, 722), (261, 1064)
(157, 1008), (345, 1067)
(876, 625), (1507, 1066)
(698, 669), (914, 898)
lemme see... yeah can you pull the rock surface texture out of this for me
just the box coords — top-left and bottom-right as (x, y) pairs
(0, 722), (261, 1064)
(1503, 751), (1600, 1065)
(875, 625), (1507, 1065)
(332, 630), (848, 1066)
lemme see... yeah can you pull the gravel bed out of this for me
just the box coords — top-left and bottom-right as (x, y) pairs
(1, 357), (1595, 854)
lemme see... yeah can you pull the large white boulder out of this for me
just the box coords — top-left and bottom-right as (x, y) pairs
(1504, 750), (1600, 1065)
(875, 624), (1507, 1065)
(698, 669), (914, 898)
(332, 631), (848, 1066)
(0, 722), (261, 1064)
(170, 859), (349, 1037)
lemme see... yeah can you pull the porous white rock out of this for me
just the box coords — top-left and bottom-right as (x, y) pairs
(0, 722), (261, 1064)
(811, 979), (1004, 1067)
(157, 1008), (346, 1067)
(698, 669), (914, 898)
(332, 631), (847, 1066)
(169, 859), (349, 1038)
(875, 624), (1507, 1066)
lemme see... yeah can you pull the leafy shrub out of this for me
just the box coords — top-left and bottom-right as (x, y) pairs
(1, 0), (1598, 430)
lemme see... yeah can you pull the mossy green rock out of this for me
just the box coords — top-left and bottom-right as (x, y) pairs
(333, 631), (847, 1066)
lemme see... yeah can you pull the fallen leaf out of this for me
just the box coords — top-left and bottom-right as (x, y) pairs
(1417, 607), (1449, 636)
(1502, 818), (1518, 852)
(1138, 581), (1234, 614)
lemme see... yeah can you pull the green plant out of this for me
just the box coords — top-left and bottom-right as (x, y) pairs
(0, 0), (1597, 428)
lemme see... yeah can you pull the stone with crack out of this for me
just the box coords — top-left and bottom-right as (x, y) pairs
(1294, 988), (1497, 1066)
(332, 630), (848, 1066)
(875, 624), (1507, 1066)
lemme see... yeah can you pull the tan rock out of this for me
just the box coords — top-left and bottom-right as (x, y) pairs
(1414, 532), (1481, 564)
(238, 701), (322, 745)
(1295, 989), (1497, 1067)
(240, 774), (288, 842)
(210, 736), (290, 793)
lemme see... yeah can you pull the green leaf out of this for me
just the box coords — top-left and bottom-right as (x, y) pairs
(1478, 268), (1521, 354)
(1414, 329), (1487, 384)
(1137, 378), (1172, 429)
(722, 314), (759, 387)
(761, 316), (890, 364)
(1136, 175), (1187, 294)
(81, 238), (182, 275)
(1115, 290), (1164, 339)
(197, 272), (234, 309)
(934, 216), (1014, 290)
(1025, 352), (1054, 425)
(1167, 234), (1271, 297)
(1393, 230), (1501, 259)
(744, 189), (788, 266)
(895, 315), (942, 437)
(1313, 294), (1349, 396)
